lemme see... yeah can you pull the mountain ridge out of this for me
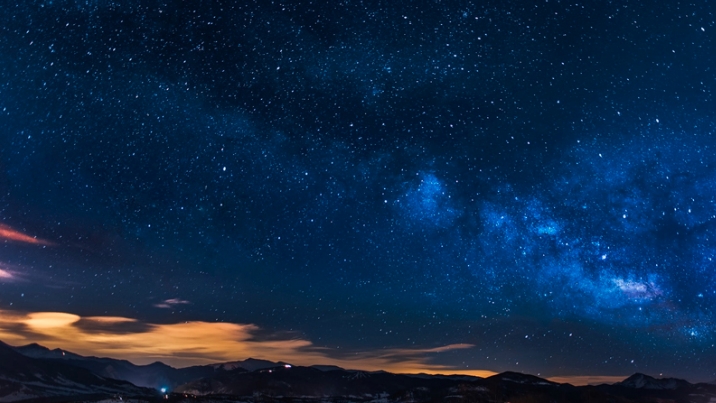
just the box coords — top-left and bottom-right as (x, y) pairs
(5, 340), (716, 403)
(0, 340), (155, 402)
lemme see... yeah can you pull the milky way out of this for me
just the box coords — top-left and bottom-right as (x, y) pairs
(0, 0), (715, 382)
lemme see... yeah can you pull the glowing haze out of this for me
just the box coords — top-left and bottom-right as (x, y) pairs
(0, 309), (495, 378)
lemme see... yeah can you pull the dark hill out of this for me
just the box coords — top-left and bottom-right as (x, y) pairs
(0, 340), (154, 401)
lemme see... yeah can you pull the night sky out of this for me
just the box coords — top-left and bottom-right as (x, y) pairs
(1, 0), (716, 384)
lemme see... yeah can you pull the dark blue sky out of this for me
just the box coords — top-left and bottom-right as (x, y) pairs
(1, 0), (715, 382)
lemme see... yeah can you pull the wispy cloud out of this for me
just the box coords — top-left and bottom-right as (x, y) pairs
(153, 298), (191, 309)
(0, 263), (23, 282)
(0, 224), (54, 246)
(0, 309), (489, 377)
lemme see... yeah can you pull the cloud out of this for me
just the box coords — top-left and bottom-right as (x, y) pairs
(0, 224), (54, 246)
(0, 268), (16, 281)
(0, 309), (489, 376)
(0, 261), (45, 283)
(153, 298), (191, 309)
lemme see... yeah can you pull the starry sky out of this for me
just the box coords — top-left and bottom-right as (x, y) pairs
(1, 0), (715, 384)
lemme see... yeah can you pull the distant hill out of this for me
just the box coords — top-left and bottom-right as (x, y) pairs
(13, 343), (297, 391)
(208, 357), (290, 372)
(0, 340), (154, 402)
(175, 364), (716, 403)
(14, 342), (223, 390)
(5, 340), (716, 403)
(615, 372), (692, 390)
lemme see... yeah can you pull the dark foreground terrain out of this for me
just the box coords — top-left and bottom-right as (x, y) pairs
(2, 341), (715, 403)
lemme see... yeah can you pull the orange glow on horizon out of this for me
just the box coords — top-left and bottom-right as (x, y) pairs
(83, 316), (138, 323)
(547, 375), (629, 386)
(0, 309), (615, 385)
(0, 309), (488, 375)
(0, 224), (54, 246)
